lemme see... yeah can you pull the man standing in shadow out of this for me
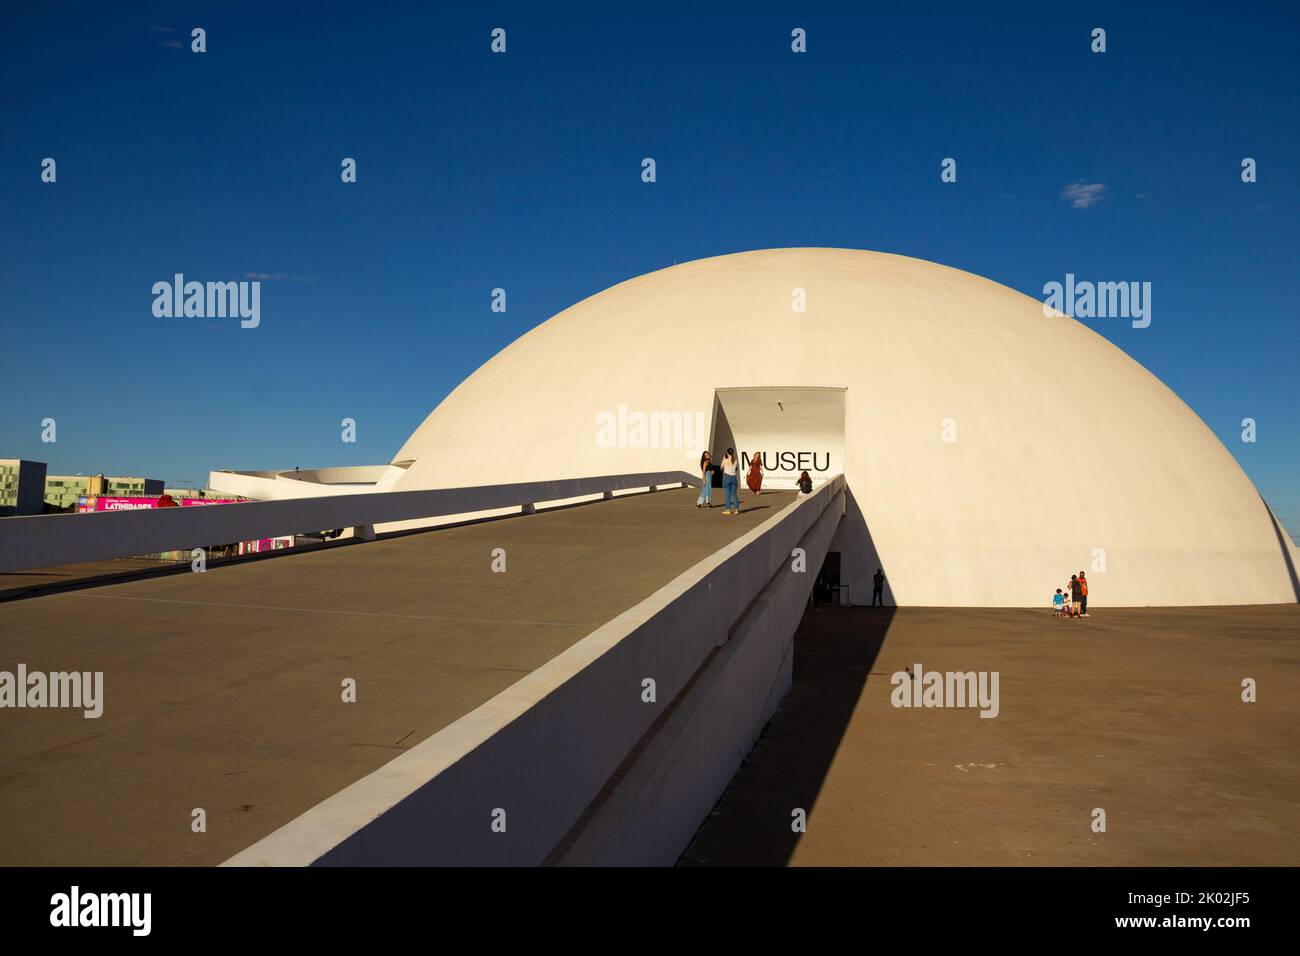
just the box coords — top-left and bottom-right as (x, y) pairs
(872, 568), (886, 607)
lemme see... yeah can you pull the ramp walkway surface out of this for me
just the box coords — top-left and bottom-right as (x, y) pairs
(0, 487), (793, 865)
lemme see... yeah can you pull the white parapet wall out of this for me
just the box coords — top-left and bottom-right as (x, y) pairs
(207, 465), (404, 501)
(223, 475), (846, 867)
(0, 471), (694, 573)
(553, 478), (846, 865)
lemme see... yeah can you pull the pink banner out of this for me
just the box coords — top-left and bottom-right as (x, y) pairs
(82, 496), (239, 512)
(92, 497), (157, 512)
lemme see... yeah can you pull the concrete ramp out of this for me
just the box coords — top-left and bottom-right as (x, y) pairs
(226, 476), (845, 866)
(0, 486), (784, 865)
(554, 474), (846, 864)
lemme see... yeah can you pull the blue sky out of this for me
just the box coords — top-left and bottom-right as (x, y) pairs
(1, 2), (1296, 531)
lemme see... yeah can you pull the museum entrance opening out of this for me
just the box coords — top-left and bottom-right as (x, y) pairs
(814, 550), (847, 605)
(709, 386), (846, 491)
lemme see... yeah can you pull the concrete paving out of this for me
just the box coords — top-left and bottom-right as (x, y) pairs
(681, 604), (1300, 866)
(0, 487), (792, 866)
(0, 558), (185, 601)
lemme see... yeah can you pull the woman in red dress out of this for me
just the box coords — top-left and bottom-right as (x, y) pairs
(746, 452), (763, 496)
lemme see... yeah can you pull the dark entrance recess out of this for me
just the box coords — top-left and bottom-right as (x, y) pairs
(814, 551), (843, 605)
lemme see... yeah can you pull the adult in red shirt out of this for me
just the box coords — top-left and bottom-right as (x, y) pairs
(746, 452), (764, 496)
(1078, 571), (1089, 617)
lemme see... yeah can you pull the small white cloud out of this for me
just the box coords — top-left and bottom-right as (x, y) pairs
(1061, 181), (1108, 208)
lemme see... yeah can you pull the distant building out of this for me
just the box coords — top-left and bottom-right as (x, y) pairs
(0, 459), (48, 516)
(45, 474), (163, 511)
(106, 476), (164, 498)
(163, 488), (242, 501)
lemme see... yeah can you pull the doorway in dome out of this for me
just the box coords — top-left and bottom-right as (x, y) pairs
(709, 386), (846, 491)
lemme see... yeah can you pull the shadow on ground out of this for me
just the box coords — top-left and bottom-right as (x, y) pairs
(680, 604), (896, 866)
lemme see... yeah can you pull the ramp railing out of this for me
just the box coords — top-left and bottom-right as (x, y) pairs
(0, 471), (698, 573)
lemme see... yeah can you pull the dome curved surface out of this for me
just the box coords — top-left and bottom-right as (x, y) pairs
(392, 248), (1297, 607)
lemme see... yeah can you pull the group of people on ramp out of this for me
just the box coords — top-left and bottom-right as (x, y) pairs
(695, 448), (748, 514)
(695, 449), (814, 514)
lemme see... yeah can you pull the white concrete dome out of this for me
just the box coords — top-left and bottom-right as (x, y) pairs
(392, 248), (1298, 607)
